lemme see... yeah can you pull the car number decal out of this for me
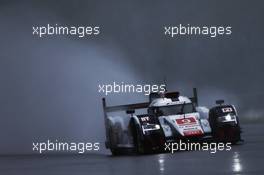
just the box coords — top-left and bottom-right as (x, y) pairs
(222, 107), (233, 113)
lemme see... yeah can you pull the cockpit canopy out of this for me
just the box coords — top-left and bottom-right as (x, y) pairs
(148, 102), (196, 116)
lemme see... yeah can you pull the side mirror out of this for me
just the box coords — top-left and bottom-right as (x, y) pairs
(126, 109), (135, 114)
(216, 100), (224, 105)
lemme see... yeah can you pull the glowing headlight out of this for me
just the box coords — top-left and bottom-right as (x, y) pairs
(155, 124), (160, 129)
(143, 124), (160, 130)
(225, 114), (232, 121)
(218, 114), (236, 122)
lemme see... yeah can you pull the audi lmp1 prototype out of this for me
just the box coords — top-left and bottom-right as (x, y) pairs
(102, 88), (241, 155)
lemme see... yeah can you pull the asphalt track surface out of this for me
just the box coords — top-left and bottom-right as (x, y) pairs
(1, 124), (263, 175)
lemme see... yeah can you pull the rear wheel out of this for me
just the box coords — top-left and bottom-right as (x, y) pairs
(108, 126), (121, 156)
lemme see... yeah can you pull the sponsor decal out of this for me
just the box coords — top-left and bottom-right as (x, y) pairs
(140, 116), (150, 122)
(183, 130), (203, 136)
(176, 117), (196, 125)
(222, 107), (233, 113)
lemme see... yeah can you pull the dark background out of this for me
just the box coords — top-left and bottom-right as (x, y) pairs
(0, 0), (263, 154)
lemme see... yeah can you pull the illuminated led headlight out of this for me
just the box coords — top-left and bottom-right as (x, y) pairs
(142, 124), (160, 130)
(155, 124), (160, 129)
(217, 114), (236, 122)
(142, 124), (161, 135)
(225, 114), (232, 121)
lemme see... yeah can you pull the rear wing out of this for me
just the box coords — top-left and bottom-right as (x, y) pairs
(102, 87), (198, 115)
(102, 99), (149, 113)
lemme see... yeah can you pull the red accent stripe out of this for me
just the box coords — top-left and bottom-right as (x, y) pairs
(183, 130), (203, 136)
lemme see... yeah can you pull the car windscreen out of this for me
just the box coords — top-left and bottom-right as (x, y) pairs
(154, 103), (195, 116)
